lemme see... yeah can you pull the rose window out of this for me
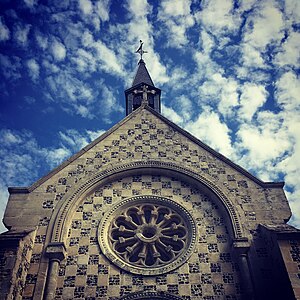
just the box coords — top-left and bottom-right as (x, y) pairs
(98, 196), (196, 275)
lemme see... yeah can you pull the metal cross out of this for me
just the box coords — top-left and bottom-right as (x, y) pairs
(135, 40), (148, 59)
(134, 85), (156, 105)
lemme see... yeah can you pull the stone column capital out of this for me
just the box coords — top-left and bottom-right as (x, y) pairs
(232, 237), (251, 255)
(46, 242), (67, 262)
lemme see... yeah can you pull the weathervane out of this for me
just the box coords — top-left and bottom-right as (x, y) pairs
(135, 40), (148, 59)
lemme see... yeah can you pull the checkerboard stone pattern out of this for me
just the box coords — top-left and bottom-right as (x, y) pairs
(54, 174), (241, 299)
(3, 107), (294, 299)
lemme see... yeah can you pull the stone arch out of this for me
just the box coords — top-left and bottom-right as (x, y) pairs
(119, 291), (184, 299)
(47, 160), (245, 245)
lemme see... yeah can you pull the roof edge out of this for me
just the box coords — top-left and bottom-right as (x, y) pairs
(8, 187), (30, 194)
(125, 82), (161, 93)
(10, 107), (145, 193)
(8, 105), (285, 193)
(143, 105), (285, 189)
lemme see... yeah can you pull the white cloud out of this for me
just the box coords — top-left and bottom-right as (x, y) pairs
(276, 71), (300, 111)
(58, 128), (106, 151)
(235, 112), (293, 179)
(45, 147), (71, 168)
(237, 0), (257, 12)
(14, 24), (31, 46)
(100, 85), (123, 119)
(159, 0), (195, 48)
(239, 44), (266, 68)
(174, 95), (193, 121)
(239, 1), (286, 71)
(76, 104), (91, 118)
(35, 32), (48, 50)
(27, 58), (40, 82)
(243, 3), (284, 50)
(196, 0), (241, 36)
(128, 0), (151, 18)
(161, 0), (190, 16)
(0, 54), (22, 81)
(23, 0), (38, 8)
(47, 70), (93, 102)
(185, 108), (234, 157)
(95, 0), (110, 22)
(51, 39), (67, 61)
(0, 17), (10, 41)
(277, 116), (300, 188)
(167, 66), (188, 88)
(42, 59), (60, 74)
(193, 50), (221, 80)
(198, 73), (239, 118)
(93, 40), (123, 75)
(200, 30), (215, 54)
(285, 0), (300, 24)
(80, 30), (123, 77)
(1, 130), (23, 145)
(238, 83), (268, 121)
(274, 31), (300, 68)
(77, 0), (111, 30)
(72, 48), (96, 73)
(79, 0), (93, 15)
(45, 69), (99, 119)
(87, 129), (106, 141)
(161, 103), (184, 124)
(81, 30), (94, 47)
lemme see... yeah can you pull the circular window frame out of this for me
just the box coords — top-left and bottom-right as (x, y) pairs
(119, 291), (183, 299)
(98, 195), (197, 275)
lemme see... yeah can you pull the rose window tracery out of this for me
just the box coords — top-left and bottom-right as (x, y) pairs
(98, 196), (196, 275)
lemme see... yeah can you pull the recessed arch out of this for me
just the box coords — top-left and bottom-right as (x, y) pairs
(47, 160), (245, 244)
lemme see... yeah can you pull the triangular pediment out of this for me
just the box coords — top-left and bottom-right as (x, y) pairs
(9, 105), (283, 194)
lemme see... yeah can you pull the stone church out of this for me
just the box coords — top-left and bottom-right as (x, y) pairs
(1, 51), (300, 300)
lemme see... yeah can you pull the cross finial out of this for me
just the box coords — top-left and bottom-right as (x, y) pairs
(135, 40), (148, 59)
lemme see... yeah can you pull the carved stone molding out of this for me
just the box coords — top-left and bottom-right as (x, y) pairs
(98, 196), (197, 275)
(45, 242), (67, 262)
(49, 160), (244, 244)
(119, 290), (184, 299)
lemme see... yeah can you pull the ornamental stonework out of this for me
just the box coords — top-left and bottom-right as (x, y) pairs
(53, 174), (241, 299)
(29, 109), (288, 235)
(2, 107), (294, 300)
(98, 196), (196, 275)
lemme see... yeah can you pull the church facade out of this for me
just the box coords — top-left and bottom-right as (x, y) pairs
(1, 56), (300, 300)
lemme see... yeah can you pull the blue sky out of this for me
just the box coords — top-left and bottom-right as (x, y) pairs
(0, 0), (299, 233)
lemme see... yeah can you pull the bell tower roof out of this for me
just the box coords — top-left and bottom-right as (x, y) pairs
(125, 41), (161, 116)
(132, 59), (154, 87)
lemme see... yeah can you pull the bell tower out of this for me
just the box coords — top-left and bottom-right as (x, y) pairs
(125, 41), (161, 115)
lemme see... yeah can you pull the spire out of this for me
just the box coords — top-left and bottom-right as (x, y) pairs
(125, 41), (161, 116)
(132, 59), (154, 87)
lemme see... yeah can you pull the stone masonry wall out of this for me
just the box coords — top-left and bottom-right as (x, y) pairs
(54, 174), (241, 300)
(2, 107), (292, 299)
(5, 108), (290, 235)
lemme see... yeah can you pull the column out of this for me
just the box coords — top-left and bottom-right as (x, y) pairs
(44, 242), (66, 300)
(232, 238), (254, 300)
